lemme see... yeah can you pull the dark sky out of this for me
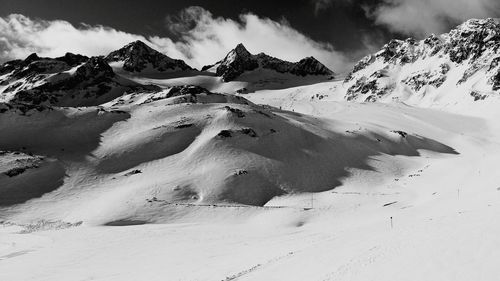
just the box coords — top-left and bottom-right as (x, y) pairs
(0, 0), (398, 54)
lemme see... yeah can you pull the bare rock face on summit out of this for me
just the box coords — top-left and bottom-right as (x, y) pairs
(208, 43), (334, 82)
(215, 44), (260, 82)
(0, 51), (160, 107)
(105, 40), (193, 73)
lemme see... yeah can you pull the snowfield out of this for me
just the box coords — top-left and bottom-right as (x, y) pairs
(1, 79), (500, 281)
(1, 19), (500, 280)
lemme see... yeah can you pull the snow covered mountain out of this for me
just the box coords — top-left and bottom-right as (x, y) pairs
(0, 52), (160, 106)
(105, 40), (193, 73)
(343, 18), (500, 106)
(203, 43), (334, 82)
(0, 82), (458, 214)
(2, 18), (500, 281)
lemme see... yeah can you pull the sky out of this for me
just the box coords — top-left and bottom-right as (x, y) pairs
(0, 0), (499, 71)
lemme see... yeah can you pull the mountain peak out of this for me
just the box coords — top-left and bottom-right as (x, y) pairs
(225, 43), (253, 61)
(343, 17), (500, 104)
(109, 40), (158, 59)
(129, 40), (149, 46)
(215, 45), (334, 81)
(292, 56), (333, 76)
(124, 40), (154, 52)
(448, 18), (500, 41)
(216, 44), (259, 81)
(234, 43), (250, 53)
(457, 18), (500, 30)
(25, 53), (40, 63)
(105, 41), (192, 72)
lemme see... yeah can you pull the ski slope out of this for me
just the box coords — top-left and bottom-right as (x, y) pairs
(1, 76), (500, 280)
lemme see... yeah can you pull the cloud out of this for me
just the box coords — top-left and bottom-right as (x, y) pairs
(311, 0), (334, 16)
(160, 6), (349, 70)
(0, 14), (146, 61)
(306, 0), (499, 37)
(0, 9), (351, 71)
(367, 0), (500, 37)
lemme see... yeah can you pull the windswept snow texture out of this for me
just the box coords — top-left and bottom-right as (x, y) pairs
(0, 85), (457, 222)
(2, 19), (500, 281)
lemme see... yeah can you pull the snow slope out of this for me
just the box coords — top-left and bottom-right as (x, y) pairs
(1, 87), (500, 280)
(1, 19), (500, 281)
(0, 83), (459, 225)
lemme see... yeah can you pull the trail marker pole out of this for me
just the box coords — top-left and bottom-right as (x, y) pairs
(390, 216), (393, 229)
(311, 193), (314, 210)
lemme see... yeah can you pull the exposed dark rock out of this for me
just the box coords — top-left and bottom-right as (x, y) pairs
(175, 123), (194, 129)
(391, 130), (408, 138)
(217, 130), (233, 138)
(124, 169), (142, 176)
(403, 70), (448, 91)
(489, 70), (500, 91)
(223, 106), (245, 118)
(4, 167), (27, 177)
(216, 128), (257, 138)
(214, 43), (333, 82)
(235, 87), (248, 94)
(240, 128), (257, 137)
(105, 40), (192, 72)
(344, 18), (500, 101)
(445, 19), (500, 64)
(216, 44), (259, 82)
(166, 85), (211, 98)
(470, 91), (487, 101)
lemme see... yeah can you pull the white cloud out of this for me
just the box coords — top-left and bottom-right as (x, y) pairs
(368, 0), (500, 37)
(0, 9), (350, 71)
(307, 0), (499, 37)
(159, 6), (349, 70)
(0, 14), (146, 61)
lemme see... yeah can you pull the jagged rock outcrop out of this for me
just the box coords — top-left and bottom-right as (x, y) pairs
(0, 53), (159, 107)
(105, 40), (192, 73)
(343, 18), (500, 104)
(0, 53), (88, 82)
(215, 44), (259, 82)
(208, 43), (334, 82)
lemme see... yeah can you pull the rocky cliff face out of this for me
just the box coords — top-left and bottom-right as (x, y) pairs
(0, 53), (88, 82)
(209, 43), (334, 82)
(105, 40), (192, 73)
(0, 52), (159, 107)
(343, 18), (500, 104)
(214, 44), (259, 82)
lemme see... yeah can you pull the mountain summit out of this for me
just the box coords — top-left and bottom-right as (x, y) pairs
(214, 44), (260, 81)
(0, 51), (159, 106)
(105, 40), (193, 73)
(343, 18), (500, 104)
(207, 43), (334, 82)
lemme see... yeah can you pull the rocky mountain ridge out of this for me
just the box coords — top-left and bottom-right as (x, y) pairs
(343, 18), (500, 104)
(105, 40), (193, 73)
(205, 43), (334, 82)
(0, 52), (159, 107)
